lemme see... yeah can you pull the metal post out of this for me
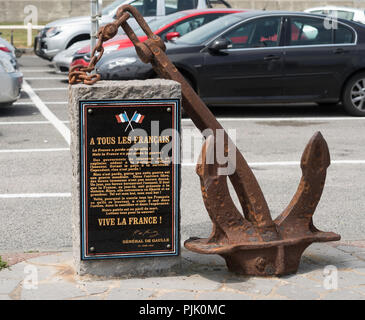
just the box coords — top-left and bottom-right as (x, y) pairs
(90, 0), (98, 63)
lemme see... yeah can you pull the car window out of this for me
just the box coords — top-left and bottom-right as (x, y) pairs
(160, 13), (225, 39)
(134, 12), (186, 36)
(334, 24), (355, 44)
(289, 17), (332, 46)
(223, 17), (282, 49)
(335, 10), (355, 21)
(129, 0), (157, 16)
(176, 14), (242, 45)
(310, 10), (328, 15)
(165, 0), (198, 15)
(206, 0), (231, 8)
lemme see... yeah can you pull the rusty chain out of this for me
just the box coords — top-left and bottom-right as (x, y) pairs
(68, 5), (165, 85)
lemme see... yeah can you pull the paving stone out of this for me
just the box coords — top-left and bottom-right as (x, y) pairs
(225, 277), (277, 296)
(0, 279), (20, 295)
(307, 269), (365, 289)
(156, 290), (198, 300)
(118, 274), (221, 291)
(304, 244), (359, 265)
(21, 282), (86, 300)
(323, 289), (365, 300)
(0, 262), (28, 280)
(354, 252), (365, 260)
(280, 274), (324, 293)
(76, 280), (118, 295)
(352, 285), (365, 296)
(197, 291), (253, 300)
(181, 250), (226, 267)
(107, 287), (155, 300)
(336, 246), (365, 254)
(275, 284), (321, 300)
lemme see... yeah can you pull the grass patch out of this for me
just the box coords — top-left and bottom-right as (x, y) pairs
(0, 22), (48, 48)
(0, 256), (8, 270)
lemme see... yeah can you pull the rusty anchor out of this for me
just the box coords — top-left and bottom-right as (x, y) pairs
(69, 5), (341, 276)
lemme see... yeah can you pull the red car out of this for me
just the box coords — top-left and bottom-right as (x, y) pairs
(71, 8), (246, 68)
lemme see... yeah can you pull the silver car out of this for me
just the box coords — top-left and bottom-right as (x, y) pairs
(0, 51), (23, 105)
(52, 40), (90, 73)
(34, 0), (230, 60)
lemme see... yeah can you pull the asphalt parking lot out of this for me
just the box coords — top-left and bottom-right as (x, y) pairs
(0, 54), (364, 254)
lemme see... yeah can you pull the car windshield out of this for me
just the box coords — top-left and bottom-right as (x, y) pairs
(134, 12), (186, 36)
(102, 0), (126, 15)
(175, 14), (243, 45)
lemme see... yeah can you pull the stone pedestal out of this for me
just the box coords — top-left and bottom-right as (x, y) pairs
(68, 80), (182, 278)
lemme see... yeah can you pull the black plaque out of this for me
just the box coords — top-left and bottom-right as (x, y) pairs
(80, 99), (180, 259)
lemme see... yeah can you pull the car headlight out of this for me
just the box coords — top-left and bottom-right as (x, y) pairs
(46, 26), (62, 38)
(104, 57), (137, 70)
(0, 59), (15, 73)
(103, 45), (120, 55)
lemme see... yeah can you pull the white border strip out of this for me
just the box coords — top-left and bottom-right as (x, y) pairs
(182, 160), (365, 167)
(0, 193), (71, 199)
(24, 77), (68, 80)
(22, 80), (70, 145)
(13, 101), (68, 105)
(0, 121), (69, 125)
(30, 87), (68, 92)
(0, 148), (69, 153)
(182, 117), (365, 122)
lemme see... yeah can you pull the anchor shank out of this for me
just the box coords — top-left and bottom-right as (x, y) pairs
(149, 46), (279, 237)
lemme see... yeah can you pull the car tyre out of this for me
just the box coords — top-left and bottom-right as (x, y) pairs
(342, 72), (365, 116)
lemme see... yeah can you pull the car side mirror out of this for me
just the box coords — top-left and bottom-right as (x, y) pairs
(166, 32), (180, 41)
(208, 37), (230, 52)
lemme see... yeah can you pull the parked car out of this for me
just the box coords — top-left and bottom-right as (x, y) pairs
(53, 40), (90, 73)
(0, 51), (23, 105)
(70, 8), (246, 70)
(304, 6), (365, 24)
(97, 10), (365, 116)
(34, 0), (231, 61)
(0, 36), (16, 59)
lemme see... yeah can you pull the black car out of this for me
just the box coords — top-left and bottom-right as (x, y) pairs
(97, 11), (365, 116)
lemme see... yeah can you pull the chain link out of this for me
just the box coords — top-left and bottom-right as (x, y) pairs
(68, 4), (164, 85)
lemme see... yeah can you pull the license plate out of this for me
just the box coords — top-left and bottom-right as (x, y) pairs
(35, 38), (41, 51)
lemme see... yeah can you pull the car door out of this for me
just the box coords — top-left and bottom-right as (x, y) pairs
(281, 15), (357, 100)
(199, 16), (285, 105)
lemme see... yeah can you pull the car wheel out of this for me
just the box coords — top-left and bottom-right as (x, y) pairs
(342, 72), (365, 116)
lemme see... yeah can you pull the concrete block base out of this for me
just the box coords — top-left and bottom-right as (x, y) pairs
(68, 80), (181, 278)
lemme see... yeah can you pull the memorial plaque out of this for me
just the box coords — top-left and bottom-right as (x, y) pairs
(79, 99), (180, 260)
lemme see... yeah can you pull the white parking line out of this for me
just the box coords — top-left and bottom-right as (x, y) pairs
(181, 160), (365, 167)
(0, 148), (69, 153)
(30, 87), (68, 92)
(24, 77), (68, 80)
(0, 193), (71, 199)
(0, 121), (69, 125)
(13, 101), (68, 105)
(21, 69), (51, 72)
(182, 117), (365, 122)
(22, 80), (71, 145)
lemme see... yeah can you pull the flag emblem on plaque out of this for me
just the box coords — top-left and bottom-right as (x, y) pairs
(116, 111), (145, 131)
(132, 112), (144, 124)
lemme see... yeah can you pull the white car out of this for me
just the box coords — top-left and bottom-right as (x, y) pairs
(304, 6), (365, 24)
(34, 0), (231, 61)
